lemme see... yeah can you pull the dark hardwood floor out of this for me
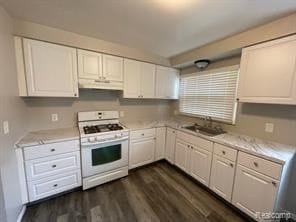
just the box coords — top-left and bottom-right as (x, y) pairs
(23, 161), (250, 222)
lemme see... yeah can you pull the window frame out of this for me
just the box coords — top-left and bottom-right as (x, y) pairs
(178, 65), (240, 125)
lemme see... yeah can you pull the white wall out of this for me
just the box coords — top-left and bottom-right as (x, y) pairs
(0, 6), (28, 222)
(24, 90), (172, 131)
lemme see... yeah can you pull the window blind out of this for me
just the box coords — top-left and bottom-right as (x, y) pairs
(179, 67), (239, 124)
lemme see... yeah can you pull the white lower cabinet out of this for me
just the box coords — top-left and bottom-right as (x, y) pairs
(190, 146), (212, 186)
(28, 169), (81, 202)
(129, 128), (156, 169)
(232, 165), (278, 220)
(165, 127), (176, 164)
(24, 140), (82, 202)
(155, 127), (166, 161)
(210, 155), (235, 202)
(174, 139), (191, 173)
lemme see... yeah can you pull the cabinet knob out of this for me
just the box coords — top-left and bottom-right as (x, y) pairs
(142, 133), (145, 136)
(253, 162), (259, 167)
(229, 163), (234, 167)
(74, 93), (77, 96)
(52, 164), (57, 168)
(187, 145), (190, 148)
(50, 148), (55, 152)
(271, 181), (277, 187)
(222, 151), (226, 155)
(53, 184), (58, 187)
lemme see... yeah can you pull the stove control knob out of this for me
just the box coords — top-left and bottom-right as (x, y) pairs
(88, 137), (96, 143)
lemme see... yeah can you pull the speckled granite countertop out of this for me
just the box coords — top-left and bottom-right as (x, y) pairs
(16, 127), (80, 148)
(122, 120), (296, 164)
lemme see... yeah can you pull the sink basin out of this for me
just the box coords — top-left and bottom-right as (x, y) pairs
(183, 124), (226, 136)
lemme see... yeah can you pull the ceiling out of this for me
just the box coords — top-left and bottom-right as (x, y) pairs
(1, 0), (296, 58)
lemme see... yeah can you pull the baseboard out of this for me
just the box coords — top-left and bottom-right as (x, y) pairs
(17, 205), (26, 222)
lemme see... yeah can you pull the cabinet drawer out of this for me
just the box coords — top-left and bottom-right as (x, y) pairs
(24, 140), (80, 160)
(25, 151), (81, 181)
(177, 131), (213, 152)
(27, 169), (81, 202)
(130, 128), (156, 140)
(214, 143), (237, 161)
(238, 152), (282, 180)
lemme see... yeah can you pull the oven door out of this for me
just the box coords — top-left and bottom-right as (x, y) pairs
(81, 139), (128, 177)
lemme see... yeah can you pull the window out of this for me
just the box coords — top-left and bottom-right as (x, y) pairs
(179, 66), (239, 124)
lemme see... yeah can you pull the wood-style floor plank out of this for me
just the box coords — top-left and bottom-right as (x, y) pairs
(22, 161), (251, 222)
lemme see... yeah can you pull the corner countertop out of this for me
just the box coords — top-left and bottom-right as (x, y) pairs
(122, 120), (296, 164)
(16, 127), (80, 148)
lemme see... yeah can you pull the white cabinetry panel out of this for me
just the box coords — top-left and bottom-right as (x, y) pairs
(129, 138), (156, 169)
(155, 127), (166, 161)
(232, 165), (278, 220)
(210, 155), (235, 201)
(23, 38), (78, 97)
(238, 35), (296, 104)
(190, 146), (212, 186)
(165, 128), (176, 164)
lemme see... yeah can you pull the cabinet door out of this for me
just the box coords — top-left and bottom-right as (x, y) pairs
(129, 138), (155, 169)
(140, 62), (156, 98)
(156, 66), (169, 99)
(156, 66), (179, 99)
(167, 68), (179, 99)
(165, 128), (176, 164)
(232, 165), (278, 220)
(155, 127), (166, 161)
(190, 146), (212, 186)
(78, 49), (102, 80)
(210, 155), (235, 202)
(123, 59), (141, 98)
(238, 35), (296, 104)
(23, 39), (78, 97)
(174, 139), (190, 173)
(102, 55), (123, 82)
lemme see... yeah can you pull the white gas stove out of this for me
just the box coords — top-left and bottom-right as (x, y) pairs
(78, 111), (129, 190)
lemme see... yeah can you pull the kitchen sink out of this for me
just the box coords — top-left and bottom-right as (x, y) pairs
(183, 124), (226, 136)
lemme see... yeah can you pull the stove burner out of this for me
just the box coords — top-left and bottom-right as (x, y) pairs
(83, 124), (123, 134)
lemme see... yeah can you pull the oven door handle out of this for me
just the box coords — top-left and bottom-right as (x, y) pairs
(81, 136), (129, 147)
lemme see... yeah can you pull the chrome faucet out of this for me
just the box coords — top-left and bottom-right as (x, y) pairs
(204, 116), (213, 128)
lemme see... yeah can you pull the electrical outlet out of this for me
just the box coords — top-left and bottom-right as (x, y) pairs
(3, 121), (9, 134)
(120, 111), (124, 117)
(51, 114), (58, 122)
(265, 123), (274, 133)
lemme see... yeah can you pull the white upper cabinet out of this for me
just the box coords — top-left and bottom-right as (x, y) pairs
(156, 66), (179, 99)
(238, 35), (296, 105)
(78, 49), (102, 80)
(123, 59), (156, 98)
(23, 38), (78, 97)
(78, 50), (123, 90)
(102, 54), (123, 82)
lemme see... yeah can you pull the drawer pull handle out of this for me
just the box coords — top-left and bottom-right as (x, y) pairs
(222, 151), (226, 155)
(229, 163), (234, 168)
(52, 165), (57, 168)
(253, 162), (259, 167)
(50, 148), (55, 152)
(53, 184), (58, 187)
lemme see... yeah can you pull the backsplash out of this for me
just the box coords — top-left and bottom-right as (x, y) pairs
(172, 101), (296, 146)
(24, 89), (173, 131)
